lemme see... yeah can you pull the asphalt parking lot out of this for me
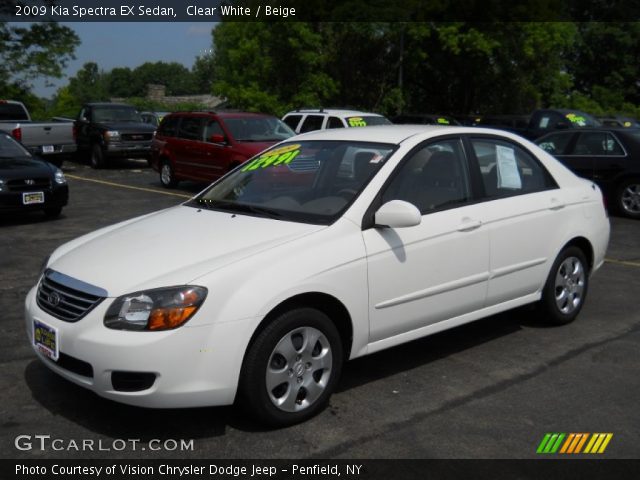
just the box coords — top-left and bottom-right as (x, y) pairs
(1, 157), (639, 460)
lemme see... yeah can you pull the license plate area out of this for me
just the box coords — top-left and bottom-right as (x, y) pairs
(23, 192), (44, 204)
(42, 145), (54, 154)
(33, 320), (59, 361)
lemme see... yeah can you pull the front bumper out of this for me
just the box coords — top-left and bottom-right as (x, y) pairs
(104, 142), (151, 158)
(0, 185), (68, 213)
(24, 286), (251, 408)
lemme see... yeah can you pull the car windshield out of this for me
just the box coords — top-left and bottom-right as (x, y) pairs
(224, 117), (295, 142)
(188, 140), (395, 224)
(346, 116), (392, 127)
(93, 106), (142, 123)
(0, 133), (31, 159)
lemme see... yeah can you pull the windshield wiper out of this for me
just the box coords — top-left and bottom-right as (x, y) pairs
(195, 199), (283, 219)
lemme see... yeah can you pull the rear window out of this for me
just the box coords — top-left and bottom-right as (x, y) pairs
(283, 115), (302, 131)
(0, 103), (29, 121)
(346, 116), (391, 127)
(299, 115), (325, 133)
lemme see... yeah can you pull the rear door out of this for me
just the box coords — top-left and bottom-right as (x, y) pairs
(467, 135), (567, 306)
(173, 116), (205, 179)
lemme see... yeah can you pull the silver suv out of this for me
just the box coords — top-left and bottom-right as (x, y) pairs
(282, 108), (390, 134)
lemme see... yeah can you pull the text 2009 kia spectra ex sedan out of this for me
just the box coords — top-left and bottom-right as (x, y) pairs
(25, 126), (610, 426)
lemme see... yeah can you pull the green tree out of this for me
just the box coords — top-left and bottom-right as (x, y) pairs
(212, 23), (337, 115)
(0, 20), (79, 99)
(192, 52), (216, 93)
(66, 62), (109, 104)
(131, 62), (197, 96)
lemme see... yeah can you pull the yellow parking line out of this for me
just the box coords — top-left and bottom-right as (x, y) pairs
(605, 258), (640, 268)
(66, 174), (192, 199)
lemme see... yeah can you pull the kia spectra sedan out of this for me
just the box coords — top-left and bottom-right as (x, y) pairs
(26, 126), (610, 426)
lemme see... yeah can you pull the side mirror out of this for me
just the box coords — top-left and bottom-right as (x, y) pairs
(374, 200), (421, 228)
(210, 133), (226, 144)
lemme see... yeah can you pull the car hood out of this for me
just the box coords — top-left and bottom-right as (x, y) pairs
(0, 156), (51, 178)
(49, 205), (324, 296)
(95, 122), (156, 133)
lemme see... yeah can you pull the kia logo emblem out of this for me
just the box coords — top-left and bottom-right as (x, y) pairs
(48, 292), (61, 306)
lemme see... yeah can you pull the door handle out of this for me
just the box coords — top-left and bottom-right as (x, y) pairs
(457, 218), (482, 232)
(549, 198), (566, 210)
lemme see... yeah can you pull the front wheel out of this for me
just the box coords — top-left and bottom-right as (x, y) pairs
(238, 308), (343, 427)
(537, 246), (589, 325)
(90, 144), (106, 169)
(617, 178), (640, 219)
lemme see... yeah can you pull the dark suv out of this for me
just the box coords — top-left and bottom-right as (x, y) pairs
(150, 111), (295, 188)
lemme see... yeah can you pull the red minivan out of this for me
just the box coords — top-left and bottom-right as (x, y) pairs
(150, 111), (295, 188)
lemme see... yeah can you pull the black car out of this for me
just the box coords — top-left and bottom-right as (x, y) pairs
(535, 128), (640, 218)
(0, 132), (68, 218)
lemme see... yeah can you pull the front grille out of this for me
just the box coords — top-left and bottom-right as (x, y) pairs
(7, 177), (50, 192)
(46, 352), (94, 378)
(37, 270), (107, 322)
(121, 133), (152, 142)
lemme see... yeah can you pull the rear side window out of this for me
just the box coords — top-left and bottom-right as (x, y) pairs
(299, 115), (325, 133)
(471, 138), (557, 198)
(177, 117), (204, 141)
(536, 133), (573, 155)
(157, 116), (180, 137)
(283, 115), (302, 131)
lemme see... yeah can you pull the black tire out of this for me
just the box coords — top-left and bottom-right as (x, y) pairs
(160, 160), (178, 188)
(616, 177), (640, 219)
(90, 144), (106, 169)
(238, 308), (343, 427)
(537, 246), (589, 325)
(44, 206), (62, 218)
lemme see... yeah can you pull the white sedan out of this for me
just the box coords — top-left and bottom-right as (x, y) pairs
(25, 126), (610, 426)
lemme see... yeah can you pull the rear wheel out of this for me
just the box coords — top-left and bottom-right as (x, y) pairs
(90, 144), (105, 169)
(538, 246), (589, 325)
(617, 178), (640, 219)
(238, 308), (343, 427)
(160, 160), (178, 188)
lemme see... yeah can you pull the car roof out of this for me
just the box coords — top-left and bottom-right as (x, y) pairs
(166, 111), (274, 119)
(291, 124), (513, 144)
(285, 109), (385, 117)
(86, 103), (136, 108)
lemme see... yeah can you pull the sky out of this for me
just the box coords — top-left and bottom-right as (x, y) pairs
(33, 22), (218, 98)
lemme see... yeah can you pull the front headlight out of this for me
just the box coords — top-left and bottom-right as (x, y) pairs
(104, 286), (207, 331)
(54, 168), (66, 185)
(0, 179), (4, 192)
(103, 130), (121, 142)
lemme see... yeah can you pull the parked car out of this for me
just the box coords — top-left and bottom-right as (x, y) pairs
(598, 116), (640, 129)
(392, 113), (460, 126)
(0, 100), (76, 167)
(150, 111), (295, 188)
(478, 109), (601, 140)
(536, 128), (640, 218)
(0, 131), (68, 218)
(75, 103), (156, 168)
(27, 126), (609, 426)
(282, 108), (390, 134)
(140, 111), (170, 128)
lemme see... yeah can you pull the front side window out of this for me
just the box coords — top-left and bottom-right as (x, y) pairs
(203, 119), (224, 141)
(382, 139), (471, 214)
(223, 117), (294, 142)
(471, 138), (556, 198)
(299, 115), (325, 133)
(574, 132), (624, 156)
(190, 141), (395, 224)
(177, 117), (204, 141)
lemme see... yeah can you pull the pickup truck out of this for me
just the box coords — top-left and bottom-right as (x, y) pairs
(478, 109), (602, 140)
(75, 103), (157, 168)
(0, 100), (76, 167)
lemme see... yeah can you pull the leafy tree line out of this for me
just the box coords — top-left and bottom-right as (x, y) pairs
(210, 22), (640, 119)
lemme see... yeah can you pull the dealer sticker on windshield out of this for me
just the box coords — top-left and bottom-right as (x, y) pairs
(347, 117), (367, 127)
(23, 192), (44, 205)
(242, 144), (301, 171)
(33, 320), (59, 361)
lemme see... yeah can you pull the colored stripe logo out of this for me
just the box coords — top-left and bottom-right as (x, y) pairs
(537, 433), (613, 454)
